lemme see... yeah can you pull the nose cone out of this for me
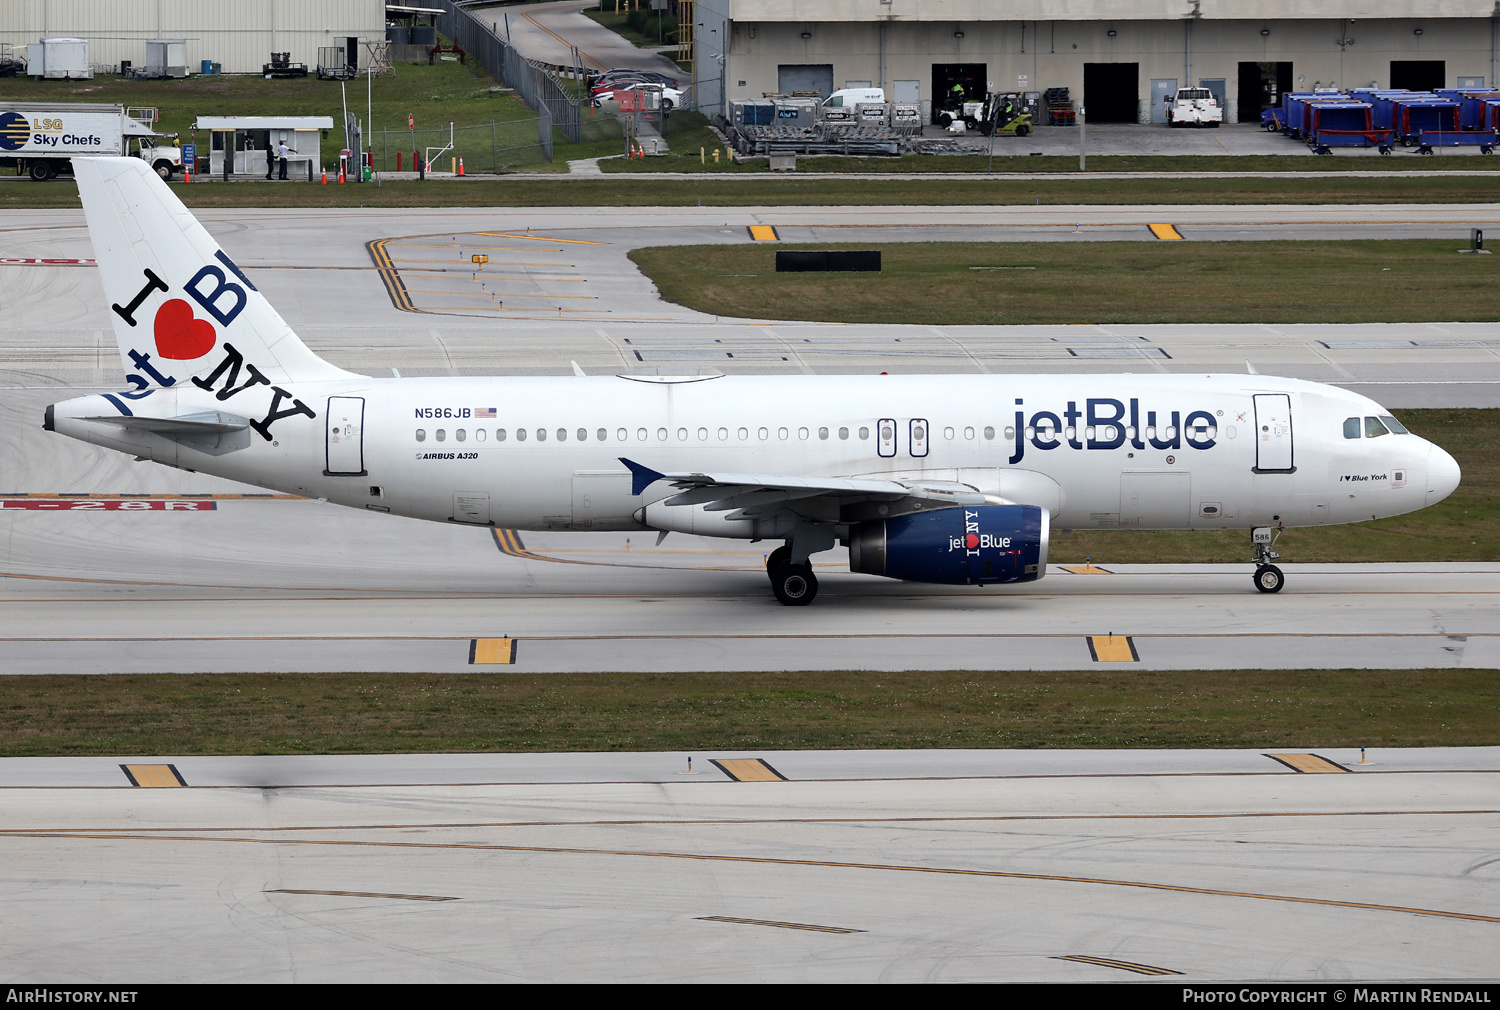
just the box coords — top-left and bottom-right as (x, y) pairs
(1426, 443), (1461, 505)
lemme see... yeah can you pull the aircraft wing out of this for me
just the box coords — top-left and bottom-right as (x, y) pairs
(620, 457), (990, 521)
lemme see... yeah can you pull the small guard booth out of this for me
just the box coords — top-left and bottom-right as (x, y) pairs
(193, 116), (333, 180)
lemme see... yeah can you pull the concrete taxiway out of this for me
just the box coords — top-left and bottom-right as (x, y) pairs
(0, 747), (1496, 982)
(2, 202), (1499, 674)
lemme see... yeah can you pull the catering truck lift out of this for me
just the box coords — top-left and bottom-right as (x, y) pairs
(0, 102), (183, 181)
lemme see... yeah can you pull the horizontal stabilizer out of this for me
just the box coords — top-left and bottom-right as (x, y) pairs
(80, 410), (250, 434)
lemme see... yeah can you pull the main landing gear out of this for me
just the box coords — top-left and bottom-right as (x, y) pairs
(765, 528), (835, 606)
(766, 543), (818, 606)
(1251, 526), (1284, 593)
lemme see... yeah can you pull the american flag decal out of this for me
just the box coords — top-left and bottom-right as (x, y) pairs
(475, 407), (496, 419)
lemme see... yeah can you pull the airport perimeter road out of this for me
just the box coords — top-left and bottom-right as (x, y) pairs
(1, 748), (1496, 982)
(5, 205), (1500, 405)
(479, 0), (683, 78)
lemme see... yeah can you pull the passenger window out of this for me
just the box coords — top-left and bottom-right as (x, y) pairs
(738, 427), (748, 440)
(657, 428), (668, 441)
(859, 426), (869, 439)
(717, 427), (728, 440)
(578, 428), (588, 441)
(555, 428), (565, 441)
(1365, 416), (1389, 438)
(839, 427), (849, 440)
(537, 428), (548, 442)
(516, 429), (527, 442)
(818, 427), (829, 440)
(476, 429), (486, 442)
(697, 427), (708, 440)
(943, 427), (954, 440)
(779, 427), (789, 440)
(497, 429), (507, 442)
(798, 427), (808, 440)
(455, 429), (466, 442)
(416, 429), (426, 442)
(677, 428), (688, 441)
(436, 429), (446, 442)
(599, 428), (609, 441)
(1379, 415), (1408, 434)
(1343, 417), (1361, 439)
(758, 427), (768, 440)
(637, 428), (647, 440)
(999, 427), (1010, 440)
(964, 427), (974, 440)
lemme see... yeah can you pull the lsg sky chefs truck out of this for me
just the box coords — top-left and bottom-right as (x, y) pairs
(0, 103), (183, 181)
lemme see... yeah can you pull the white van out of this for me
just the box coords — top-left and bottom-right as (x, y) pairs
(821, 88), (886, 121)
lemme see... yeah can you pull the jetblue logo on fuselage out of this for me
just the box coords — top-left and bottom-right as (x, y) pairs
(1007, 397), (1217, 465)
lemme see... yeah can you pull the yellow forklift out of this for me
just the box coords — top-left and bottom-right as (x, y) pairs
(977, 92), (1033, 137)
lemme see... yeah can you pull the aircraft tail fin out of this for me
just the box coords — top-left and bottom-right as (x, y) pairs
(73, 157), (356, 389)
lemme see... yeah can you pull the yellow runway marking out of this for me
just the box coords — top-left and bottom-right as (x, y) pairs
(1055, 955), (1182, 976)
(1267, 753), (1350, 774)
(698, 916), (863, 933)
(469, 637), (516, 665)
(387, 243), (569, 252)
(120, 764), (185, 788)
(14, 830), (1500, 925)
(712, 758), (787, 782)
(748, 225), (779, 241)
(1087, 635), (1139, 662)
(391, 257), (575, 267)
(477, 232), (608, 246)
(1061, 564), (1112, 574)
(267, 889), (457, 901)
(365, 239), (416, 312)
(1148, 223), (1185, 240)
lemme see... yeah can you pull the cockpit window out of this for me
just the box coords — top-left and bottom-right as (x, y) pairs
(1364, 416), (1389, 438)
(1343, 417), (1361, 439)
(1379, 415), (1409, 434)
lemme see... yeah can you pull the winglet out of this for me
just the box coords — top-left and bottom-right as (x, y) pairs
(619, 457), (667, 496)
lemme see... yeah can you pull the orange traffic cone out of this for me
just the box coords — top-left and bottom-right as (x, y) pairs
(183, 163), (191, 183)
(458, 157), (465, 176)
(320, 166), (327, 184)
(338, 164), (346, 184)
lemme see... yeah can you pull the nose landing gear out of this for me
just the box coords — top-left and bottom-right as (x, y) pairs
(1252, 526), (1284, 593)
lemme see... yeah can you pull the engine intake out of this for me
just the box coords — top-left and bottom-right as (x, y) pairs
(849, 504), (1049, 586)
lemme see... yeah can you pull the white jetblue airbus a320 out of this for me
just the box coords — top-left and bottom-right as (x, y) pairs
(46, 158), (1461, 604)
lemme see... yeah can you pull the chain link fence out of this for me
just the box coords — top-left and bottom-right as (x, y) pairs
(433, 0), (582, 157)
(371, 120), (555, 173)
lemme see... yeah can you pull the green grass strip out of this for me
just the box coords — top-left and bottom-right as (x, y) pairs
(629, 239), (1500, 326)
(1, 668), (1494, 756)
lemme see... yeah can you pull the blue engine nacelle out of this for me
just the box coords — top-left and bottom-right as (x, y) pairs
(848, 504), (1049, 586)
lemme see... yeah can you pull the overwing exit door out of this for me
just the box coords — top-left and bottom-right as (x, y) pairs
(325, 396), (366, 476)
(1252, 393), (1294, 472)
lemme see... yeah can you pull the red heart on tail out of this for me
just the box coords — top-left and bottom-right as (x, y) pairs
(152, 299), (217, 360)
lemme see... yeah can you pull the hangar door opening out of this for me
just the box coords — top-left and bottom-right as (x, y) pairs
(1391, 61), (1445, 91)
(1238, 62), (1292, 124)
(1083, 63), (1139, 123)
(777, 64), (833, 99)
(932, 63), (987, 119)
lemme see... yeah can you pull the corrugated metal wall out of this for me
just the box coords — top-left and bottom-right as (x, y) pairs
(2, 0), (385, 74)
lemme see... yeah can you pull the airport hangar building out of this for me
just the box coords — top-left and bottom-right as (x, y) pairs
(0, 0), (385, 76)
(688, 0), (1500, 124)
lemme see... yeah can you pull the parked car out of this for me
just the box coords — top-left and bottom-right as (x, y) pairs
(588, 68), (678, 91)
(593, 81), (684, 111)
